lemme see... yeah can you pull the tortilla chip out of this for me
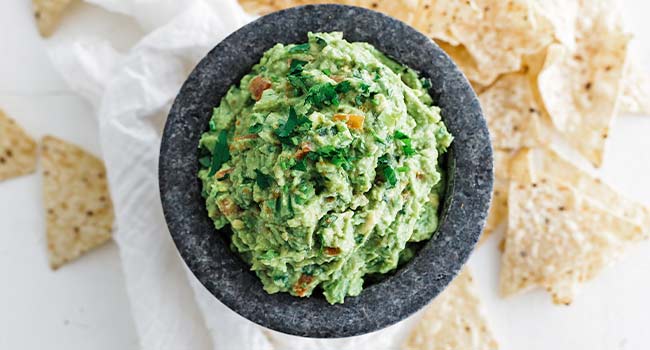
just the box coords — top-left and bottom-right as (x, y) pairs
(411, 0), (482, 46)
(403, 268), (499, 350)
(512, 147), (650, 236)
(537, 6), (630, 166)
(436, 41), (500, 88)
(535, 0), (578, 49)
(501, 176), (645, 305)
(0, 110), (38, 182)
(33, 0), (75, 37)
(478, 72), (547, 150)
(620, 55), (650, 115)
(445, 0), (555, 86)
(42, 135), (114, 269)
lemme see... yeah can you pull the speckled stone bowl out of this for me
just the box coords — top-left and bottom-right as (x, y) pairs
(159, 4), (492, 338)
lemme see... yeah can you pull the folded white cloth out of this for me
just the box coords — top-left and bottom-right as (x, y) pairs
(48, 1), (413, 349)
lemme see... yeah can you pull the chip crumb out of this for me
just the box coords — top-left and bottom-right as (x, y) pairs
(0, 109), (38, 182)
(42, 135), (114, 269)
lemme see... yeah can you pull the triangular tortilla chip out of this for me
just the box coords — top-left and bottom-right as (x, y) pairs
(437, 41), (500, 88)
(512, 147), (650, 236)
(444, 0), (555, 86)
(42, 135), (114, 269)
(33, 0), (74, 37)
(0, 110), (37, 182)
(620, 55), (650, 115)
(501, 174), (645, 305)
(537, 5), (630, 167)
(478, 72), (547, 150)
(403, 268), (499, 350)
(536, 0), (578, 50)
(411, 0), (482, 46)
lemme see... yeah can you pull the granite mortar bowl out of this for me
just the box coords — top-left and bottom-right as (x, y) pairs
(159, 4), (493, 338)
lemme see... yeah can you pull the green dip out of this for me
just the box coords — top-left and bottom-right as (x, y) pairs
(198, 32), (452, 304)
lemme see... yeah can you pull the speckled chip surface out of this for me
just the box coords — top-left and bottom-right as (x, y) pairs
(42, 135), (114, 269)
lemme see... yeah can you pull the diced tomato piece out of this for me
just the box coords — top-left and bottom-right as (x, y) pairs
(294, 142), (313, 159)
(333, 114), (365, 130)
(293, 274), (315, 297)
(249, 76), (272, 100)
(324, 247), (341, 256)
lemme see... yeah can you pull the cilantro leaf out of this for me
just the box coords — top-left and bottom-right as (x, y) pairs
(289, 43), (311, 53)
(276, 107), (299, 137)
(322, 68), (331, 76)
(396, 166), (409, 173)
(292, 158), (307, 171)
(315, 146), (352, 170)
(377, 154), (398, 188)
(306, 83), (339, 108)
(208, 130), (230, 177)
(383, 166), (398, 188)
(248, 123), (263, 134)
(394, 130), (417, 157)
(275, 107), (311, 143)
(289, 59), (308, 75)
(421, 77), (432, 89)
(335, 80), (352, 93)
(255, 170), (273, 190)
(315, 36), (327, 47)
(288, 75), (309, 94)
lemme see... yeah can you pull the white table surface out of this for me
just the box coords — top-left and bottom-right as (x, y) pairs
(1, 1), (649, 349)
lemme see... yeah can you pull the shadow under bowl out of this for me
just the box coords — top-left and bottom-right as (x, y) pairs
(159, 4), (493, 339)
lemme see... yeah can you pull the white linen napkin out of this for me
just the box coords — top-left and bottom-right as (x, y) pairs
(47, 1), (413, 349)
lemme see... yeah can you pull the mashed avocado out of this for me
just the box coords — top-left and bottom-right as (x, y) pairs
(198, 32), (452, 304)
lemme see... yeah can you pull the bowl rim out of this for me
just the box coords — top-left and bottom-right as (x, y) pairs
(159, 4), (493, 338)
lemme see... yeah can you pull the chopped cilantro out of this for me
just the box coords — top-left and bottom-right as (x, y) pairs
(322, 68), (331, 76)
(315, 36), (327, 47)
(314, 146), (352, 170)
(421, 77), (432, 89)
(208, 119), (216, 131)
(275, 107), (311, 138)
(280, 158), (297, 170)
(255, 170), (273, 190)
(394, 130), (409, 140)
(289, 43), (311, 53)
(306, 83), (340, 108)
(208, 130), (230, 177)
(394, 130), (417, 157)
(377, 154), (398, 188)
(305, 81), (351, 109)
(289, 59), (308, 75)
(292, 158), (308, 171)
(248, 123), (263, 134)
(335, 80), (352, 93)
(288, 75), (309, 94)
(383, 166), (397, 188)
(397, 166), (409, 173)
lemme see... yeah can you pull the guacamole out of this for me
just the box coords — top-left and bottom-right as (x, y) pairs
(198, 32), (453, 304)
